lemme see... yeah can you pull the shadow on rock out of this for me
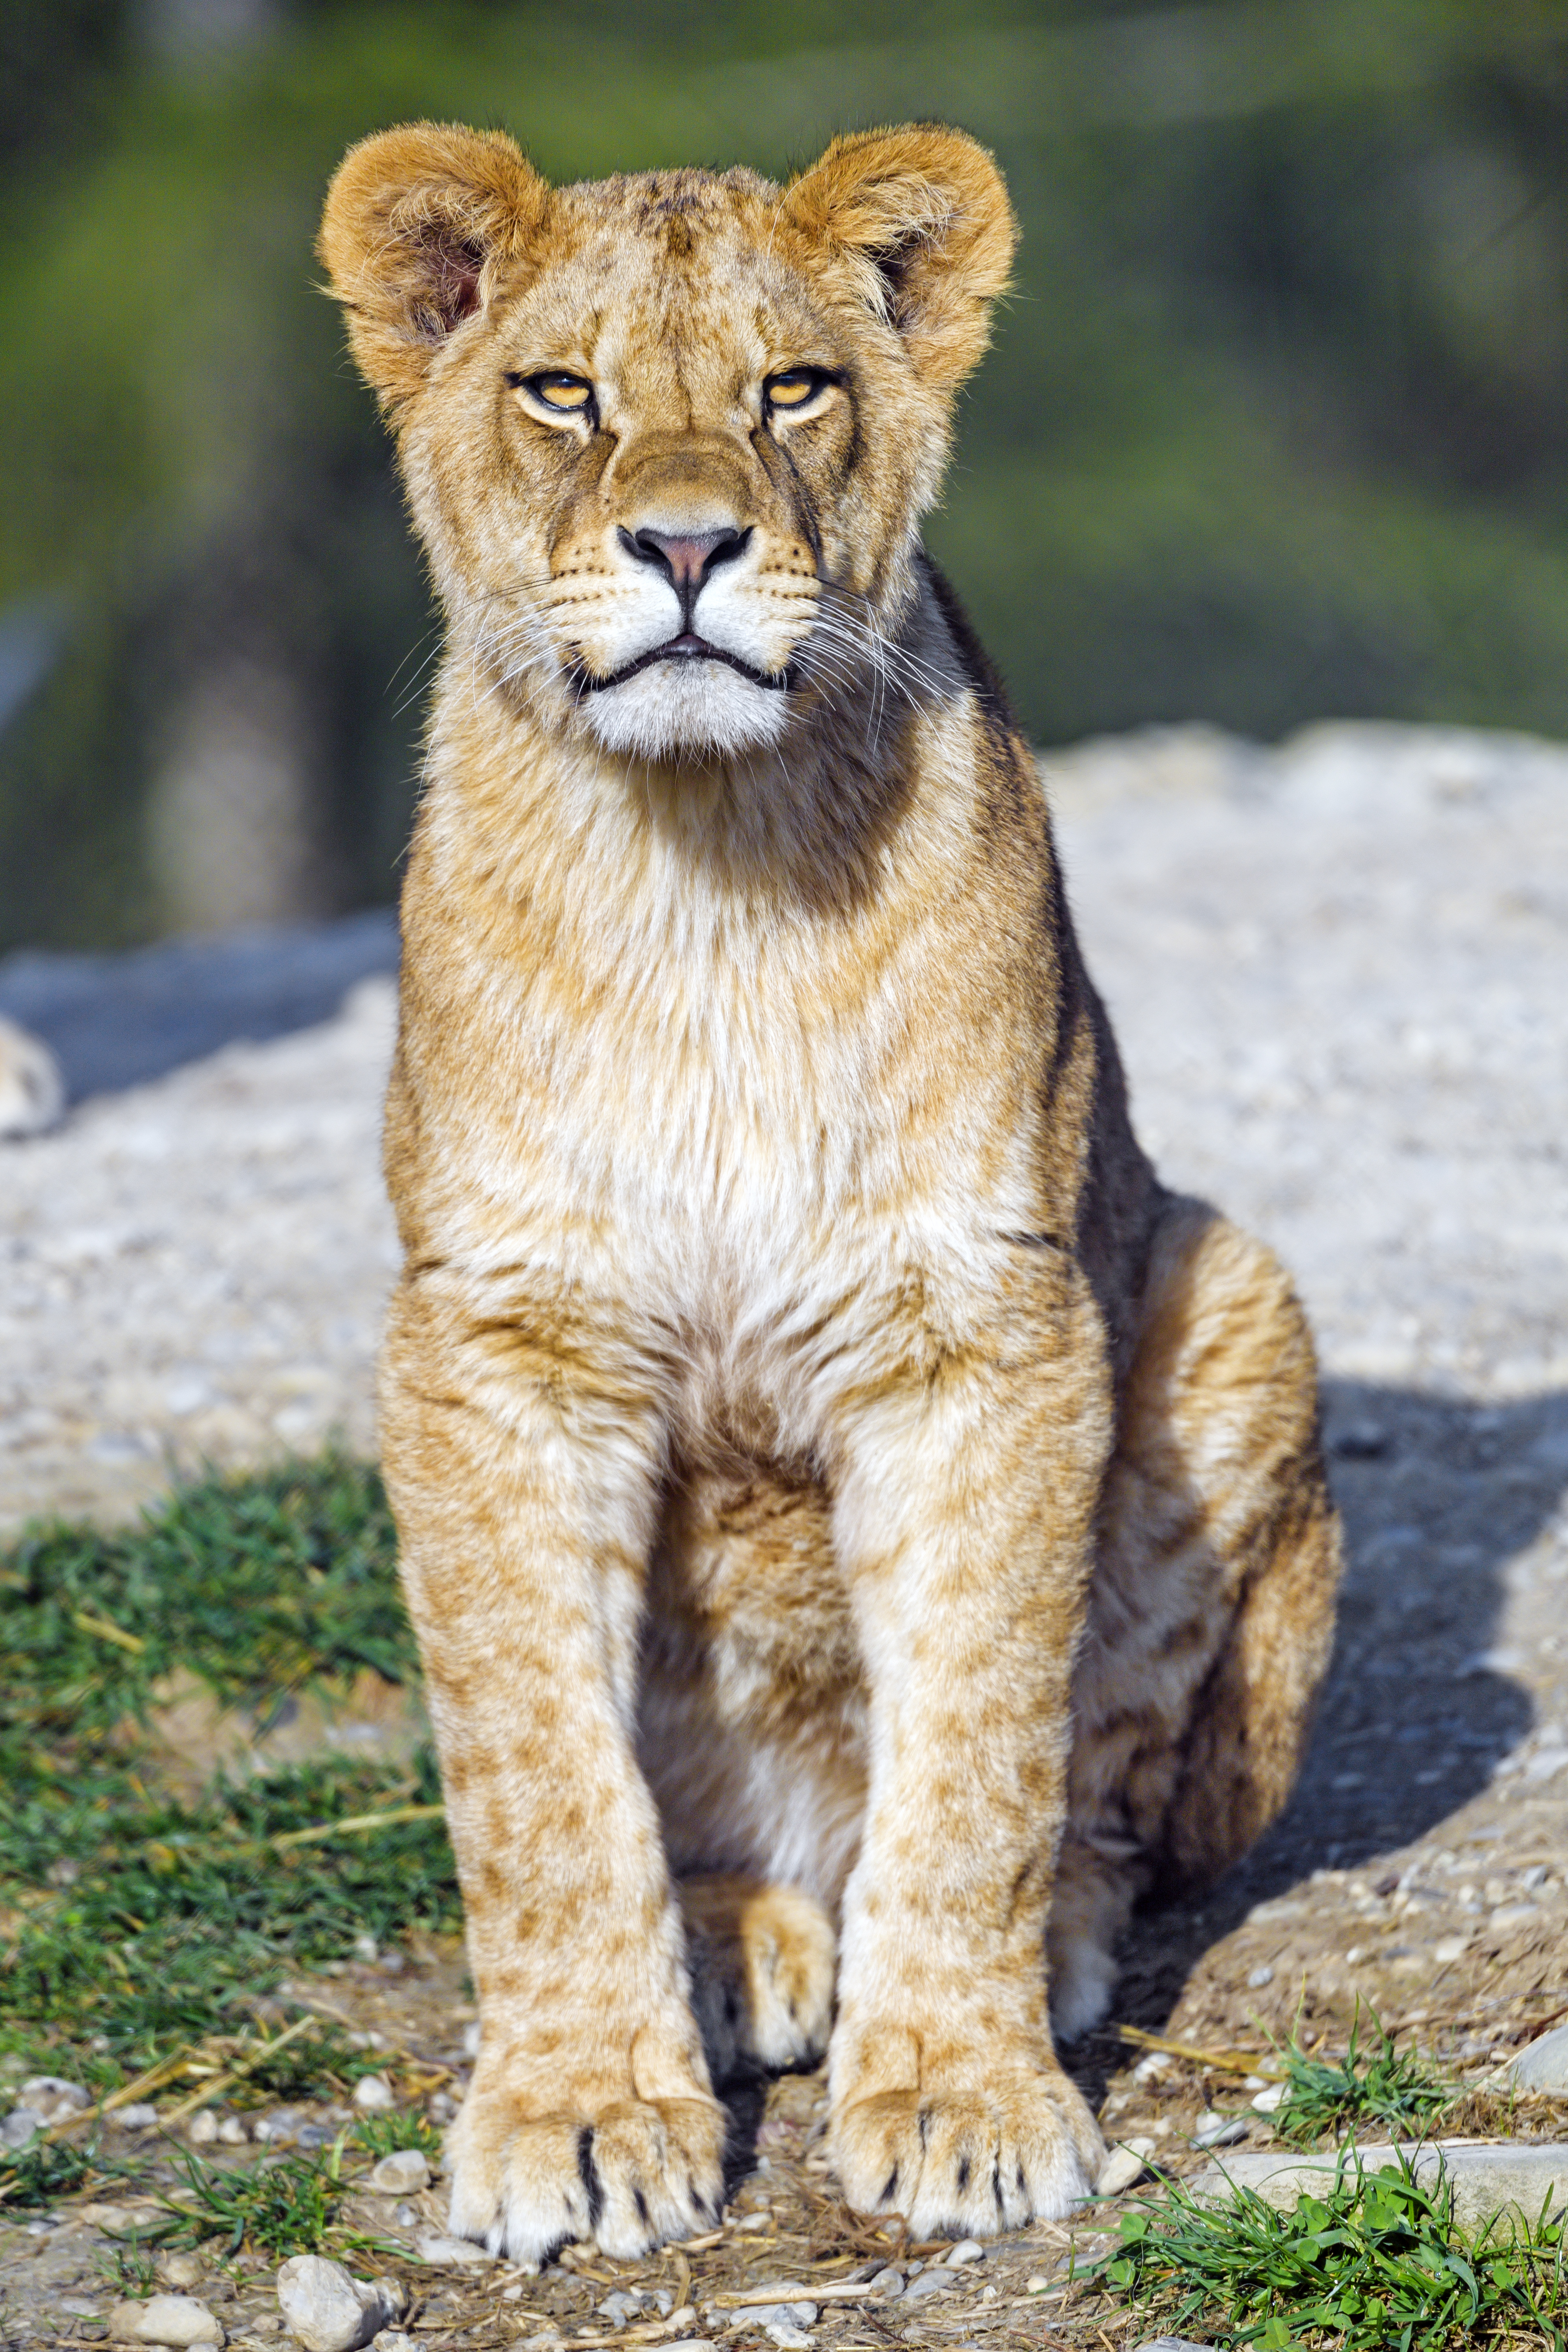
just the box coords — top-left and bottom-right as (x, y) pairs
(1075, 1379), (1566, 2092)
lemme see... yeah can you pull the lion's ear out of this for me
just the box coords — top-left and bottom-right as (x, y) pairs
(318, 121), (547, 414)
(779, 125), (1015, 391)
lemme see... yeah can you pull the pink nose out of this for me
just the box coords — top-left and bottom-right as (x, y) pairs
(623, 525), (748, 593)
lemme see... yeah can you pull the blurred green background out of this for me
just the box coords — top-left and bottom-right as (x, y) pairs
(3, 0), (1567, 951)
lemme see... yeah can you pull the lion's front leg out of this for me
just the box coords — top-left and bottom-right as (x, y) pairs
(826, 1338), (1109, 2236)
(380, 1290), (723, 2264)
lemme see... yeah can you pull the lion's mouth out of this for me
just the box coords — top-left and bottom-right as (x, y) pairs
(576, 633), (793, 694)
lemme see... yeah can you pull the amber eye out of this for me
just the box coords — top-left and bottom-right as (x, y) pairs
(507, 370), (594, 414)
(764, 368), (832, 413)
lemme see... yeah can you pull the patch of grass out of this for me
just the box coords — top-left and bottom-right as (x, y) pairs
(1087, 2152), (1568, 2352)
(1270, 2010), (1454, 2148)
(353, 2108), (442, 2161)
(162, 2146), (343, 2260)
(0, 1458), (459, 2084)
(0, 2131), (105, 2211)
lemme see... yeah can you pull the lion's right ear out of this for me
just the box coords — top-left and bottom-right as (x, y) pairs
(318, 122), (547, 415)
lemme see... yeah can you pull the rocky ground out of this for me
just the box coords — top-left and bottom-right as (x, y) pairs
(2, 720), (1567, 2347)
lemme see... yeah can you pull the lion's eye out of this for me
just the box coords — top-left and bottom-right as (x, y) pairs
(508, 371), (594, 414)
(765, 368), (832, 413)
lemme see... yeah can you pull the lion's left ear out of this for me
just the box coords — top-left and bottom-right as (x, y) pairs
(779, 125), (1016, 390)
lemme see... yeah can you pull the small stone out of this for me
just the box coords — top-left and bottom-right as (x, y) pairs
(368, 2148), (430, 2196)
(353, 1935), (379, 1963)
(218, 2115), (250, 2144)
(412, 2233), (495, 2266)
(1490, 1902), (1542, 1931)
(462, 2022), (482, 2058)
(1246, 1965), (1275, 1988)
(371, 2337), (418, 2352)
(157, 2255), (205, 2290)
(1192, 2112), (1248, 2149)
(1132, 2339), (1215, 2352)
(727, 2302), (817, 2331)
(352, 2076), (394, 2113)
(276, 2257), (405, 2352)
(1495, 2024), (1568, 2091)
(297, 2122), (333, 2150)
(115, 2103), (161, 2132)
(1251, 2083), (1286, 2113)
(1096, 2143), (1152, 2196)
(1433, 1935), (1471, 1965)
(21, 2075), (90, 2122)
(109, 2293), (225, 2346)
(1024, 2277), (1053, 2294)
(254, 2108), (303, 2145)
(598, 2292), (645, 2326)
(867, 2269), (904, 2298)
(902, 2271), (956, 2301)
(1, 2108), (43, 2148)
(187, 2110), (220, 2146)
(942, 2240), (985, 2267)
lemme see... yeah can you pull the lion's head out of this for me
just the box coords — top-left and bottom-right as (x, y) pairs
(320, 121), (1014, 765)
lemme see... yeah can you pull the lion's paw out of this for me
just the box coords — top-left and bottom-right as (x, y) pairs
(829, 2062), (1103, 2237)
(681, 1878), (836, 2082)
(447, 2073), (725, 2263)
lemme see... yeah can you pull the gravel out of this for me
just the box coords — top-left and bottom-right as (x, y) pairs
(275, 2257), (404, 2352)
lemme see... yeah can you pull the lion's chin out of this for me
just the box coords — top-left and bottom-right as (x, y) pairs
(577, 660), (792, 763)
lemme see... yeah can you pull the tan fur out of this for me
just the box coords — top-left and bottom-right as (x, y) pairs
(318, 118), (1342, 2262)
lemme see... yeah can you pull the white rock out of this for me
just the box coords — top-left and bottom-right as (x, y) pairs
(1192, 2111), (1248, 2149)
(0, 2108), (43, 2148)
(867, 2268), (904, 2297)
(412, 2233), (495, 2267)
(21, 2075), (90, 2121)
(1251, 2083), (1287, 2113)
(726, 2302), (817, 2331)
(0, 1014), (64, 1138)
(942, 2239), (985, 2266)
(187, 2110), (220, 2145)
(1194, 2142), (1568, 2234)
(156, 2255), (204, 2289)
(115, 2103), (161, 2132)
(276, 2257), (405, 2352)
(352, 2075), (394, 2113)
(1096, 2142), (1153, 2195)
(901, 2272), (956, 2301)
(217, 2115), (249, 2144)
(367, 2148), (429, 2196)
(371, 2336), (419, 2352)
(1246, 1965), (1275, 1988)
(1495, 2024), (1568, 2092)
(109, 2294), (224, 2346)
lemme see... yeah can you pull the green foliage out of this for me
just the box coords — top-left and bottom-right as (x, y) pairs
(0, 1454), (456, 2078)
(5, 5), (1568, 946)
(0, 2129), (103, 2212)
(1088, 2152), (1568, 2352)
(353, 2108), (443, 2161)
(1271, 2012), (1454, 2149)
(162, 2145), (343, 2260)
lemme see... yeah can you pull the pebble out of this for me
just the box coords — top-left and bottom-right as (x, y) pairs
(254, 2109), (304, 2145)
(0, 2110), (43, 2149)
(370, 2336), (418, 2352)
(1246, 1965), (1275, 1988)
(726, 2302), (817, 2331)
(114, 2103), (161, 2133)
(108, 2294), (224, 2346)
(1133, 2340), (1215, 2352)
(942, 2241), (985, 2267)
(217, 2116), (249, 2144)
(156, 2256), (205, 2290)
(1251, 2084), (1287, 2113)
(867, 2269), (904, 2298)
(901, 2271), (956, 2301)
(412, 2233), (494, 2267)
(22, 2076), (91, 2122)
(276, 2257), (405, 2352)
(1096, 2142), (1154, 2196)
(368, 2149), (430, 2196)
(1495, 2024), (1568, 2092)
(1192, 2112), (1249, 2149)
(187, 2110), (220, 2146)
(352, 2076), (395, 2113)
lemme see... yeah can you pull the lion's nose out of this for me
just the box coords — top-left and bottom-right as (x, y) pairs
(621, 524), (750, 594)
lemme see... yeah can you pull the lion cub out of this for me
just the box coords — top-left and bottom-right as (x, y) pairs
(319, 120), (1341, 2261)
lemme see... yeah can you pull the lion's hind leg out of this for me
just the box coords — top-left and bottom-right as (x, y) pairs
(679, 1875), (836, 2086)
(1050, 1199), (1343, 2040)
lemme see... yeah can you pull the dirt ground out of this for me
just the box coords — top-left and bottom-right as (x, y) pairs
(3, 720), (1567, 2345)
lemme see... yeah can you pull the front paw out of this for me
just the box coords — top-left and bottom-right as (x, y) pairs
(448, 2056), (726, 2262)
(830, 2048), (1103, 2237)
